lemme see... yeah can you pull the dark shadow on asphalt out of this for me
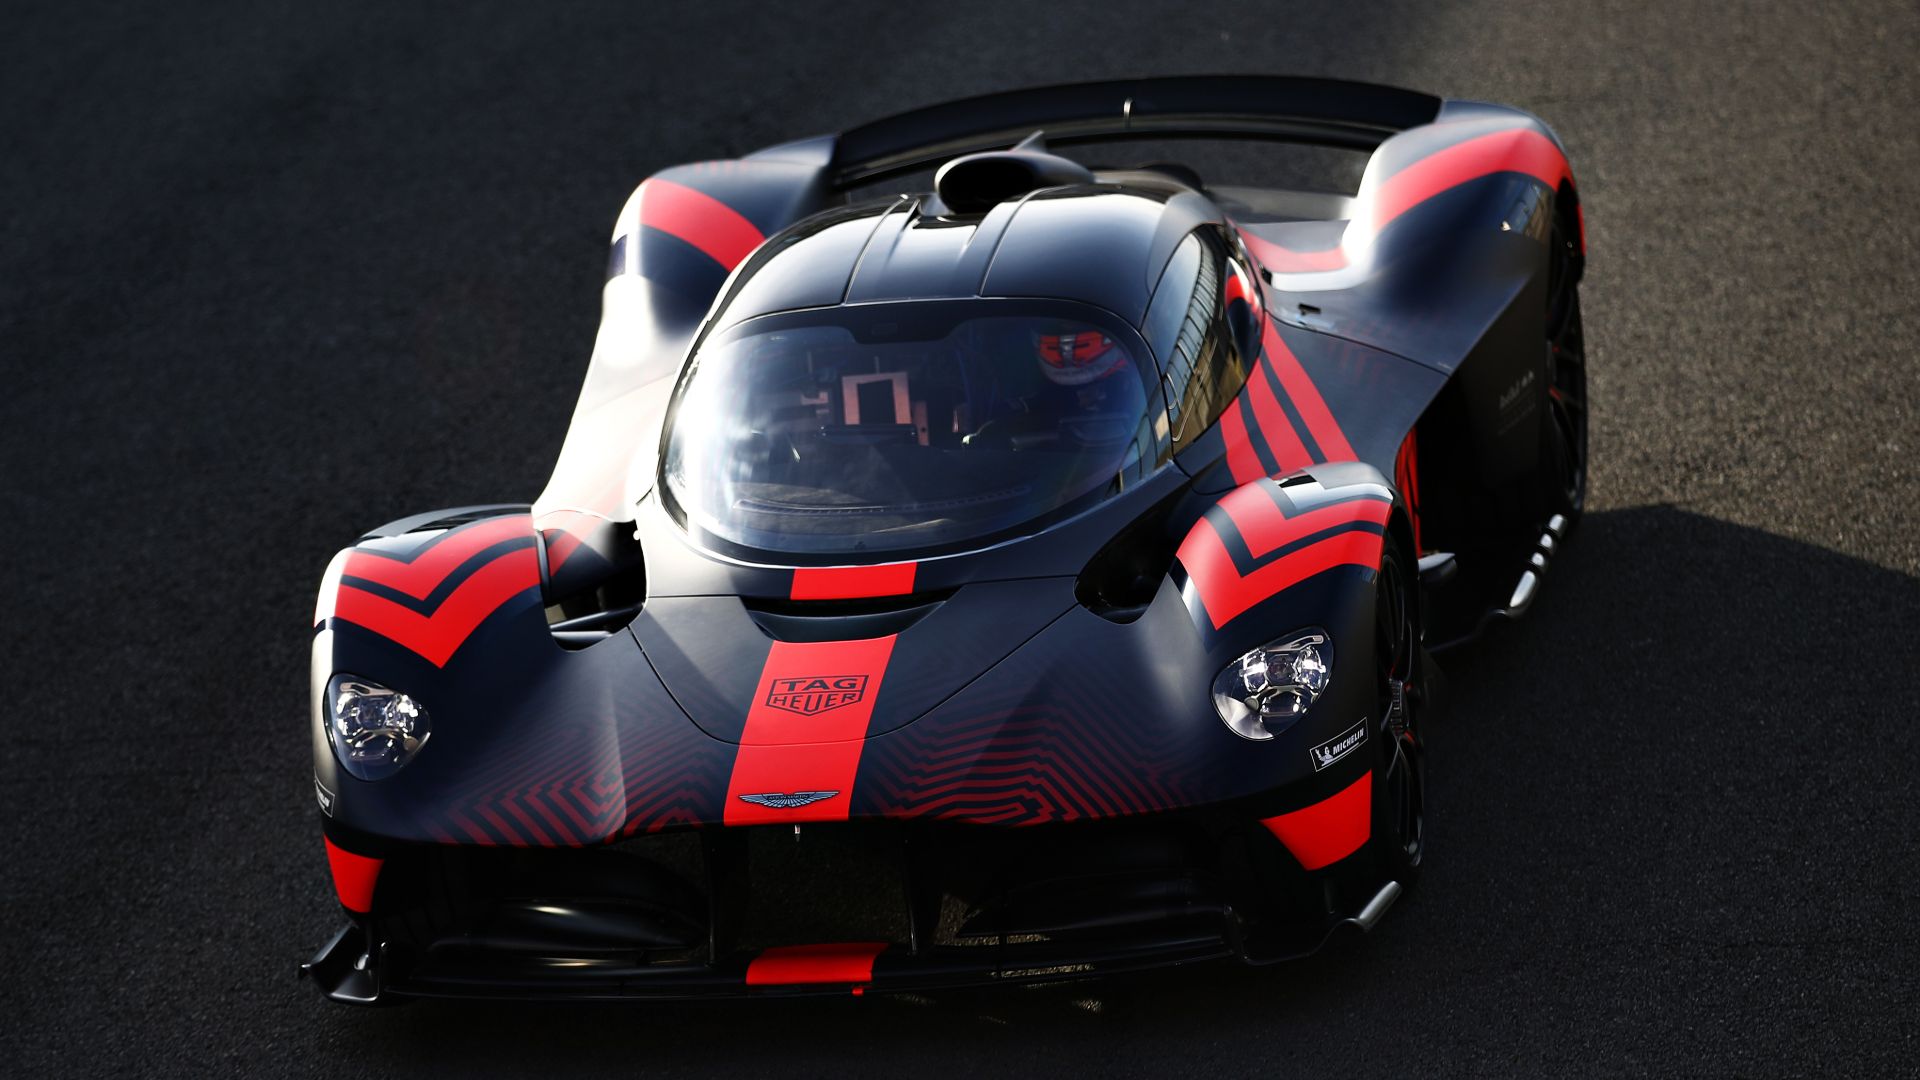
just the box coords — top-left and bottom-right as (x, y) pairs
(314, 505), (1920, 1074)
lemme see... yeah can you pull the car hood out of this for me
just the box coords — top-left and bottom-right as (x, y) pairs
(629, 576), (1078, 744)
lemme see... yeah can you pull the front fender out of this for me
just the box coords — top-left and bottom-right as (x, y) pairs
(1171, 462), (1400, 653)
(307, 507), (718, 848)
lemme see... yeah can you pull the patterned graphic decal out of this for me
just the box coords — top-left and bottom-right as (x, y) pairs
(432, 719), (628, 848)
(859, 686), (1212, 826)
(329, 516), (540, 667)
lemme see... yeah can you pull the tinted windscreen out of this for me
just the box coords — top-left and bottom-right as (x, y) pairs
(663, 302), (1164, 557)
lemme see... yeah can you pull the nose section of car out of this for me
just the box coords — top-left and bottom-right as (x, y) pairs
(629, 577), (1079, 746)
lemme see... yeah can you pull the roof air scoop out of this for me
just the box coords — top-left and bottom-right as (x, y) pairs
(933, 131), (1094, 213)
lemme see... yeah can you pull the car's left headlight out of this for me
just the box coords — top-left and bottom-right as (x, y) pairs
(1212, 630), (1332, 741)
(325, 674), (431, 780)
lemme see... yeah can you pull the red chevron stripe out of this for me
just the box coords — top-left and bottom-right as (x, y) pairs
(1215, 484), (1392, 559)
(1177, 521), (1384, 630)
(635, 178), (765, 271)
(333, 546), (539, 667)
(340, 515), (529, 600)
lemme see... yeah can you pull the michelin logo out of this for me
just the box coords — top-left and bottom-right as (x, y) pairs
(1310, 719), (1368, 771)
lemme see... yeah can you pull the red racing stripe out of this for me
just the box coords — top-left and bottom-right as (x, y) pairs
(724, 636), (898, 825)
(1244, 360), (1316, 474)
(1372, 127), (1571, 230)
(634, 178), (765, 271)
(1218, 403), (1266, 487)
(333, 546), (540, 667)
(746, 942), (888, 986)
(323, 838), (383, 913)
(1260, 769), (1372, 870)
(1263, 323), (1356, 462)
(790, 562), (917, 600)
(1244, 127), (1573, 277)
(1177, 522), (1385, 630)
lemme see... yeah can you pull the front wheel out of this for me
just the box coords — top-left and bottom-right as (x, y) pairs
(1371, 536), (1425, 883)
(1545, 215), (1589, 523)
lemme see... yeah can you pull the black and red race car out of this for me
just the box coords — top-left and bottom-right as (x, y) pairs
(303, 76), (1587, 1003)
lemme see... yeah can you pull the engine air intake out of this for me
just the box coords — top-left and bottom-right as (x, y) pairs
(933, 132), (1094, 213)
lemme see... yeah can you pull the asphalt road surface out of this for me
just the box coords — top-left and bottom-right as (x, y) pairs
(4, 1), (1917, 1076)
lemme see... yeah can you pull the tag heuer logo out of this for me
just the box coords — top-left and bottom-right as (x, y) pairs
(765, 674), (869, 715)
(738, 791), (840, 809)
(1310, 719), (1368, 771)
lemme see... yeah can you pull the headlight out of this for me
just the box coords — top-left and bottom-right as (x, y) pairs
(326, 674), (431, 780)
(1211, 631), (1332, 741)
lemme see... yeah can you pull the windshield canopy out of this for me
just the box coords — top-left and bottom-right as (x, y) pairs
(663, 301), (1168, 559)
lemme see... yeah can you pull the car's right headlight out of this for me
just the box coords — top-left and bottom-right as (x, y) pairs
(1211, 630), (1332, 741)
(325, 674), (432, 781)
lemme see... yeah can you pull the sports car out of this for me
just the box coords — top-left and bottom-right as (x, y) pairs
(303, 75), (1587, 1002)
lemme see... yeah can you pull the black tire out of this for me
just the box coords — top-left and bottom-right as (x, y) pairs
(1370, 535), (1425, 883)
(1545, 215), (1589, 523)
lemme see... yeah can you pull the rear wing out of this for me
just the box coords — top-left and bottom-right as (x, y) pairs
(814, 76), (1442, 186)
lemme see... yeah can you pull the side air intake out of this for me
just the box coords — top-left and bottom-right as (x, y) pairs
(933, 132), (1094, 213)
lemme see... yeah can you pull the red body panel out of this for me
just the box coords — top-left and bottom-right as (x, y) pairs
(1260, 769), (1372, 870)
(724, 636), (900, 825)
(745, 943), (888, 986)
